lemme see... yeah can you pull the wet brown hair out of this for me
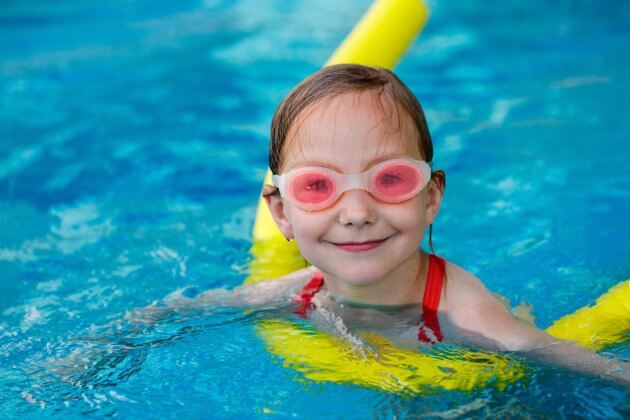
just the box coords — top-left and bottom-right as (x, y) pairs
(267, 63), (445, 254)
(269, 64), (433, 174)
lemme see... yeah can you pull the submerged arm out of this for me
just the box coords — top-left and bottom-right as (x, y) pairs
(47, 266), (317, 385)
(473, 300), (629, 385)
(443, 264), (630, 387)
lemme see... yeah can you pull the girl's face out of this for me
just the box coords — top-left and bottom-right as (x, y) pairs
(265, 90), (442, 287)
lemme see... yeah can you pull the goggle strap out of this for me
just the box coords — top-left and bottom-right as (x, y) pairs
(271, 174), (285, 196)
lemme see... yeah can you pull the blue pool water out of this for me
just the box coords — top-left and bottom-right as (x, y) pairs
(1, 0), (629, 417)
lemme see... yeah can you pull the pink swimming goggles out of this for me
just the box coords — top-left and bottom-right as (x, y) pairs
(272, 158), (432, 211)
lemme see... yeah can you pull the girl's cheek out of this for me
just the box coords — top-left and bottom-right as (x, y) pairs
(292, 212), (328, 239)
(390, 198), (425, 223)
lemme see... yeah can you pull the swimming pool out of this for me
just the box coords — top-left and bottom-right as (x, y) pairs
(1, 0), (628, 417)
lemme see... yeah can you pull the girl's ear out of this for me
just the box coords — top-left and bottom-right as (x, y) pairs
(262, 185), (295, 240)
(425, 171), (446, 225)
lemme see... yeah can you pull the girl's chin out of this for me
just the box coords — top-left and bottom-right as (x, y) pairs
(326, 267), (390, 286)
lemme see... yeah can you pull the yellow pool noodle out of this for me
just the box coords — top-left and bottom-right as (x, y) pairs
(547, 279), (630, 351)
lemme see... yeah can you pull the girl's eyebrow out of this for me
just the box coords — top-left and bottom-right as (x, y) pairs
(289, 153), (411, 173)
(362, 153), (411, 169)
(289, 161), (343, 172)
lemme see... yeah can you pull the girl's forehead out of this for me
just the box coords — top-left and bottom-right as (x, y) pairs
(282, 91), (420, 172)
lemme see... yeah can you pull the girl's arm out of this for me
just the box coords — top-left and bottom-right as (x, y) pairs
(442, 262), (630, 386)
(48, 267), (318, 386)
(124, 265), (317, 325)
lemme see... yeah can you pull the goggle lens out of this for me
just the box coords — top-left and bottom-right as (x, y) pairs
(288, 171), (336, 205)
(373, 163), (423, 200)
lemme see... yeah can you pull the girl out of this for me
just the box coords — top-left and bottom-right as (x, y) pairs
(128, 64), (628, 384)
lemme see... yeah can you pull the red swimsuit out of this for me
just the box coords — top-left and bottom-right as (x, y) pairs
(293, 254), (446, 343)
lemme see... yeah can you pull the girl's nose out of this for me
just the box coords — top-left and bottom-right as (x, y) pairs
(336, 189), (377, 226)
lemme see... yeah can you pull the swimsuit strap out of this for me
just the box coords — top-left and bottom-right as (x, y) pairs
(418, 254), (446, 343)
(293, 271), (325, 318)
(293, 255), (446, 343)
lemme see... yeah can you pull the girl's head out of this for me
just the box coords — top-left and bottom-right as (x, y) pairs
(264, 64), (444, 286)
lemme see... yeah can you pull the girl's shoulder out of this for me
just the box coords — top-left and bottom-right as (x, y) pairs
(439, 259), (538, 350)
(440, 259), (491, 307)
(276, 265), (320, 289)
(439, 260), (509, 333)
(231, 265), (319, 306)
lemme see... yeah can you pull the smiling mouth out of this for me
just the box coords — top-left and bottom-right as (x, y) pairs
(328, 235), (394, 252)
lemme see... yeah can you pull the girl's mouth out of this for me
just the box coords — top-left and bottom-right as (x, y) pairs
(329, 235), (393, 253)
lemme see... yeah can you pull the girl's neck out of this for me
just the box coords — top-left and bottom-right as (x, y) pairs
(320, 251), (428, 306)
